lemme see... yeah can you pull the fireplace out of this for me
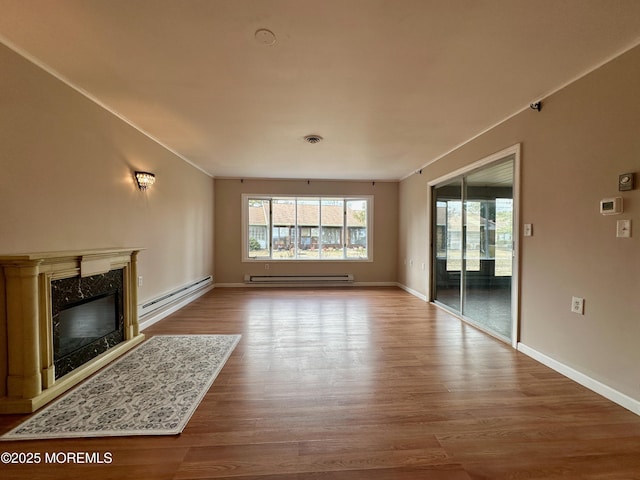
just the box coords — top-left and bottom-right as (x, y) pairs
(0, 248), (145, 413)
(52, 269), (125, 379)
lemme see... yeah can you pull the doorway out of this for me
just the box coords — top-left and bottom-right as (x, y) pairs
(431, 147), (519, 344)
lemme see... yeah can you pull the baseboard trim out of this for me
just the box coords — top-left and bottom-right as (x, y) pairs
(353, 282), (397, 287)
(517, 342), (640, 416)
(396, 283), (428, 302)
(139, 280), (214, 331)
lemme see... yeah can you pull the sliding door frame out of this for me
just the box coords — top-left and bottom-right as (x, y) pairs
(426, 144), (521, 347)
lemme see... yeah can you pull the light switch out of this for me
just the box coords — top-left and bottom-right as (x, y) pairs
(616, 219), (631, 238)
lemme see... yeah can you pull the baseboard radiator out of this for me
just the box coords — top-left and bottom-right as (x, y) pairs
(139, 275), (213, 318)
(244, 273), (354, 285)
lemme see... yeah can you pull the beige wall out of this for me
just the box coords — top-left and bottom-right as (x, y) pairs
(3, 26), (637, 406)
(398, 173), (429, 297)
(0, 44), (214, 304)
(399, 45), (640, 400)
(214, 178), (398, 284)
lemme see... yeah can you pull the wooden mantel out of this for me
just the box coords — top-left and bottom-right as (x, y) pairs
(0, 248), (145, 413)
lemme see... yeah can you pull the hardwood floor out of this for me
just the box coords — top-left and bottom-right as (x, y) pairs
(1, 287), (639, 479)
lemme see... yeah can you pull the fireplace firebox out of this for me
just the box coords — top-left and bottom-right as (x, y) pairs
(57, 293), (118, 357)
(52, 269), (125, 379)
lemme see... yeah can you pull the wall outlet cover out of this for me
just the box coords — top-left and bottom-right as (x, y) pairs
(616, 219), (631, 238)
(571, 296), (585, 315)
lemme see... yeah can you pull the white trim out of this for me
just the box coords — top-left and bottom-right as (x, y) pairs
(427, 144), (521, 348)
(138, 278), (214, 331)
(427, 144), (520, 188)
(398, 109), (530, 182)
(0, 35), (212, 178)
(517, 343), (640, 416)
(511, 147), (522, 347)
(400, 37), (640, 181)
(242, 194), (373, 263)
(425, 183), (434, 304)
(396, 283), (428, 302)
(217, 176), (396, 184)
(3, 30), (637, 185)
(354, 281), (397, 288)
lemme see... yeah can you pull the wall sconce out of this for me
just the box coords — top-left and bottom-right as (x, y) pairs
(135, 171), (156, 191)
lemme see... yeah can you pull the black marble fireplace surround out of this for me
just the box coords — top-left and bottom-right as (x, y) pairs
(51, 269), (125, 379)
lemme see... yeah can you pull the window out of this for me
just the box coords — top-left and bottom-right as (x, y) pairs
(243, 195), (372, 261)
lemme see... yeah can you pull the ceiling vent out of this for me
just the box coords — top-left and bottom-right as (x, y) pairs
(303, 134), (323, 144)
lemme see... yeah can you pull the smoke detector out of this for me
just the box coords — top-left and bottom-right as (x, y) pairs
(303, 134), (323, 144)
(255, 29), (277, 46)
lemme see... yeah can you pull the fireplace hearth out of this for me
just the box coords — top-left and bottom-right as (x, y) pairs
(0, 248), (145, 413)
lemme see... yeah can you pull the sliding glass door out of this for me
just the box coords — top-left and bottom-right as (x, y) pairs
(432, 156), (515, 342)
(433, 179), (462, 312)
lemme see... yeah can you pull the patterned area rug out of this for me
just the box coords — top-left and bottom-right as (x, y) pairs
(1, 334), (240, 441)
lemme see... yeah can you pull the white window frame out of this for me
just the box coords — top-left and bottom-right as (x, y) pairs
(242, 194), (373, 262)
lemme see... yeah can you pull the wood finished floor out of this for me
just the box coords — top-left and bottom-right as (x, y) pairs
(1, 287), (639, 479)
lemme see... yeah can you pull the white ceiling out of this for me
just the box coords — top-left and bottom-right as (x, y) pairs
(1, 0), (640, 181)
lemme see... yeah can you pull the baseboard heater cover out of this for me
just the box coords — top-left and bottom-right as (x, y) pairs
(139, 275), (213, 317)
(244, 274), (354, 284)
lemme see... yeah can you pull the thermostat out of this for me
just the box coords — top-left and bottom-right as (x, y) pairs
(618, 173), (634, 191)
(600, 197), (623, 215)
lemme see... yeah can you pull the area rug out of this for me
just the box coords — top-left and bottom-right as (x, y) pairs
(1, 334), (241, 441)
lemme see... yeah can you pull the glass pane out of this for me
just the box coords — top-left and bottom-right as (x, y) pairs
(433, 180), (462, 311)
(346, 199), (367, 258)
(446, 200), (462, 272)
(463, 159), (513, 340)
(297, 198), (320, 259)
(247, 199), (270, 258)
(272, 198), (295, 259)
(495, 198), (513, 277)
(320, 198), (344, 259)
(465, 200), (481, 271)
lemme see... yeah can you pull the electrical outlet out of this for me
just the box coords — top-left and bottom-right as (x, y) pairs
(138, 276), (143, 287)
(571, 296), (584, 315)
(264, 263), (270, 270)
(523, 224), (533, 236)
